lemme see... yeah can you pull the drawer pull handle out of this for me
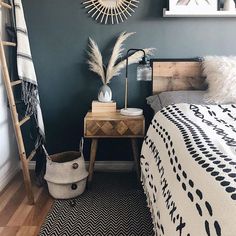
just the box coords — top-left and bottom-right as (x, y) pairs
(71, 183), (77, 190)
(72, 163), (79, 169)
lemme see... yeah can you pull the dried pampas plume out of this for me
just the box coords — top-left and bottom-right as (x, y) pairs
(106, 32), (135, 84)
(87, 37), (106, 84)
(87, 32), (156, 84)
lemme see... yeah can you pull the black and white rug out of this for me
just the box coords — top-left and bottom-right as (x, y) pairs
(40, 172), (154, 236)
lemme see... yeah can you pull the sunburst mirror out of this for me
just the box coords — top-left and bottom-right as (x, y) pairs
(82, 0), (140, 24)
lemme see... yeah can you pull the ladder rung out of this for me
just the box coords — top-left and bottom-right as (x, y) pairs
(19, 115), (31, 126)
(2, 41), (16, 47)
(27, 149), (37, 162)
(0, 2), (12, 9)
(11, 80), (22, 86)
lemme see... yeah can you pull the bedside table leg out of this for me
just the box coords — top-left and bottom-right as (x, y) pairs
(88, 139), (98, 184)
(131, 138), (141, 180)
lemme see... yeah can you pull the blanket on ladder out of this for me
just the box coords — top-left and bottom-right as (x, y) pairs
(13, 0), (45, 148)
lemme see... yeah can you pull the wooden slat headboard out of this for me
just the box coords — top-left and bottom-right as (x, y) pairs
(151, 59), (206, 94)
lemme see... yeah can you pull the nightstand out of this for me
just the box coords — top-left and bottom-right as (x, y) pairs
(84, 111), (145, 183)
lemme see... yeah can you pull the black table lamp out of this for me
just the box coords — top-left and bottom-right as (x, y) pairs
(120, 48), (152, 116)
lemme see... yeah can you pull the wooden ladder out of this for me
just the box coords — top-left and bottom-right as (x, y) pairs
(0, 0), (36, 204)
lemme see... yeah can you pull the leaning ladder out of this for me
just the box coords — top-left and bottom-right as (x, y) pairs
(0, 0), (36, 204)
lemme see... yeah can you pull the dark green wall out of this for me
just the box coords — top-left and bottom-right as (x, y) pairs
(22, 0), (236, 161)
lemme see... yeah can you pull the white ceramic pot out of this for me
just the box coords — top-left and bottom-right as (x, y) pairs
(98, 84), (112, 102)
(223, 0), (236, 11)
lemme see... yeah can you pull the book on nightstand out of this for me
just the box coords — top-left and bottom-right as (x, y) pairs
(92, 101), (116, 113)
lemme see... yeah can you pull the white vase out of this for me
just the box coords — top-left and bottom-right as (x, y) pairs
(98, 84), (112, 102)
(223, 0), (236, 11)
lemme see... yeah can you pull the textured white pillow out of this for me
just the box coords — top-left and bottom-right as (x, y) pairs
(203, 56), (236, 104)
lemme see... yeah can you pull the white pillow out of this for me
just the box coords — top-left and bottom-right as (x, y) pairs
(203, 56), (236, 104)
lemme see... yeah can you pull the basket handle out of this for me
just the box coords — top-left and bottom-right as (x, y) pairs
(42, 145), (51, 161)
(79, 138), (84, 153)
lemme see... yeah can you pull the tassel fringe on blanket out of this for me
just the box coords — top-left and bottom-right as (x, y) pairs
(21, 81), (38, 115)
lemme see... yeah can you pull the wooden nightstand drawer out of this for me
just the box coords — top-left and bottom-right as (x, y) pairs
(85, 119), (144, 137)
(84, 111), (145, 138)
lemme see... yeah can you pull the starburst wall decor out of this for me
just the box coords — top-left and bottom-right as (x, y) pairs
(82, 0), (140, 24)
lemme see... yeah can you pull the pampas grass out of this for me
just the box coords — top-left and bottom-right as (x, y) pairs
(87, 37), (106, 84)
(106, 32), (135, 84)
(87, 32), (155, 85)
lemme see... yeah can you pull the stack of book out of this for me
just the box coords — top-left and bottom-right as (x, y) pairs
(92, 101), (116, 113)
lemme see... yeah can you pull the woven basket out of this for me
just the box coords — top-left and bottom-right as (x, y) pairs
(44, 150), (88, 199)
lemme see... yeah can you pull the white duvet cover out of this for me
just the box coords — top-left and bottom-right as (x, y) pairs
(141, 104), (236, 236)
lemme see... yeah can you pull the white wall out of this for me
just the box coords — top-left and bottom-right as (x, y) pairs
(0, 7), (19, 192)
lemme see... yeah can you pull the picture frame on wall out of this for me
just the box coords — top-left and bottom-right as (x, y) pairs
(169, 0), (218, 13)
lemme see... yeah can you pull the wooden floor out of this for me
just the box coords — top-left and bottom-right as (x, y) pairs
(0, 171), (53, 236)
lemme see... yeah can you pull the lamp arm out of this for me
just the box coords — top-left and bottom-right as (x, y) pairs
(124, 48), (146, 110)
(125, 48), (146, 78)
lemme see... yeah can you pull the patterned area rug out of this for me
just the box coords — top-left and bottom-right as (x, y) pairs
(40, 172), (154, 236)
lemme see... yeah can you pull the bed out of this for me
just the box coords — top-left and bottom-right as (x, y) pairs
(141, 59), (236, 236)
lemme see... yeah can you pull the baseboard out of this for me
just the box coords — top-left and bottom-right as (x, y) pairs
(89, 161), (134, 172)
(28, 161), (135, 172)
(0, 162), (20, 192)
(1, 160), (134, 192)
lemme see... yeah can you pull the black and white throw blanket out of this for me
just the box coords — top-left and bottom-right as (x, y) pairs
(141, 103), (236, 236)
(14, 0), (45, 147)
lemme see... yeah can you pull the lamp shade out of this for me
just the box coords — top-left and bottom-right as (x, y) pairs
(137, 61), (152, 81)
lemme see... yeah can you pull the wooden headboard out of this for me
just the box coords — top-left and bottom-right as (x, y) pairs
(151, 59), (206, 94)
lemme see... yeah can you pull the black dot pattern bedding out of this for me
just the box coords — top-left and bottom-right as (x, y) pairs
(141, 103), (236, 236)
